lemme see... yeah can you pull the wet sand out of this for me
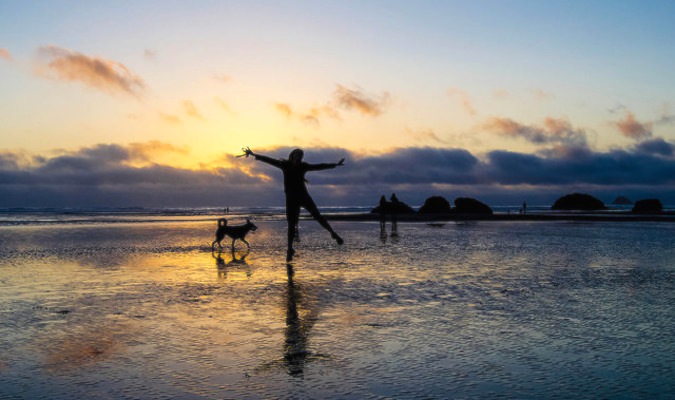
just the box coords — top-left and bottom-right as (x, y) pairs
(1, 220), (674, 399)
(326, 211), (675, 222)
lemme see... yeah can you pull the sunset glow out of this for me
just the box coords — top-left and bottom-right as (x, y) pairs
(2, 1), (674, 207)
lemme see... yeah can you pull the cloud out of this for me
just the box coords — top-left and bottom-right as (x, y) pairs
(214, 97), (235, 115)
(493, 89), (509, 99)
(36, 45), (145, 96)
(530, 88), (554, 101)
(447, 87), (476, 115)
(406, 128), (447, 144)
(656, 105), (675, 126)
(159, 112), (182, 125)
(275, 103), (293, 118)
(0, 48), (11, 61)
(143, 49), (157, 60)
(333, 84), (389, 116)
(634, 138), (674, 157)
(213, 73), (231, 83)
(183, 100), (204, 120)
(2, 141), (675, 208)
(274, 102), (339, 127)
(0, 143), (269, 207)
(482, 117), (588, 146)
(275, 84), (388, 127)
(613, 111), (652, 140)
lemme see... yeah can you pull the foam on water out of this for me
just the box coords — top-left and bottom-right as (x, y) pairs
(1, 220), (674, 399)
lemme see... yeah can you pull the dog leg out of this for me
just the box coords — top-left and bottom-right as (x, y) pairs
(242, 238), (250, 249)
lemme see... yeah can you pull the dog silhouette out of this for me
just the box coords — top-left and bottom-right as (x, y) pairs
(211, 218), (257, 251)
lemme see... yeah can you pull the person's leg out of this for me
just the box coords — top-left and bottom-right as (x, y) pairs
(302, 195), (343, 245)
(286, 198), (301, 260)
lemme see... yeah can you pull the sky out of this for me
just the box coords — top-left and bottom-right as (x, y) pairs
(1, 0), (675, 208)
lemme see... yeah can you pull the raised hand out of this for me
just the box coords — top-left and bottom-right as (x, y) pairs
(238, 147), (253, 158)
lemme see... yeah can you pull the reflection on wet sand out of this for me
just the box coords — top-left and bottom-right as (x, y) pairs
(283, 263), (318, 376)
(256, 263), (331, 377)
(213, 248), (251, 280)
(40, 319), (139, 374)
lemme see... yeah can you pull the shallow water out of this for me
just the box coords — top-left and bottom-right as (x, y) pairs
(1, 220), (674, 399)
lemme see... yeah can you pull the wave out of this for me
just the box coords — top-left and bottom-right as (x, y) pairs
(0, 206), (374, 226)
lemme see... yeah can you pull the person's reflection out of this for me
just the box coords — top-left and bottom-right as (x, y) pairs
(283, 263), (318, 376)
(213, 248), (251, 279)
(380, 223), (388, 244)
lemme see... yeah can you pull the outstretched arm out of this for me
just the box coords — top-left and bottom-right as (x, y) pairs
(241, 147), (283, 168)
(306, 158), (346, 171)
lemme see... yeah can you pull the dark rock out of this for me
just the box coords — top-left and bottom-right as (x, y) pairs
(419, 196), (452, 214)
(632, 199), (663, 214)
(453, 197), (493, 215)
(612, 196), (633, 205)
(551, 193), (605, 211)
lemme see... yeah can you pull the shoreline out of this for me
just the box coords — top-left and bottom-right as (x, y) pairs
(324, 211), (675, 223)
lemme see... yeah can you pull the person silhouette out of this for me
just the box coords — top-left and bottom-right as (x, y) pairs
(242, 147), (345, 261)
(378, 195), (388, 231)
(390, 193), (400, 233)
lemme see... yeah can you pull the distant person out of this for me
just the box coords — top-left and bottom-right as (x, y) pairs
(522, 201), (527, 214)
(390, 193), (400, 233)
(379, 195), (388, 231)
(241, 147), (345, 261)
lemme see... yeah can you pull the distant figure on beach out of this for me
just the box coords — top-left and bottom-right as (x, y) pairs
(522, 201), (527, 214)
(390, 193), (400, 234)
(241, 147), (345, 261)
(379, 195), (388, 231)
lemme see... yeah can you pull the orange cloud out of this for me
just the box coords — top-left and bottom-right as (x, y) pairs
(275, 103), (293, 118)
(0, 48), (11, 61)
(483, 116), (587, 146)
(333, 84), (389, 116)
(128, 141), (189, 160)
(613, 111), (652, 140)
(183, 100), (204, 120)
(447, 87), (476, 115)
(214, 97), (235, 115)
(159, 112), (182, 125)
(36, 45), (145, 96)
(275, 84), (387, 127)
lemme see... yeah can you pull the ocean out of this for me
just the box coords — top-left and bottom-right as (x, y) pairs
(1, 211), (673, 399)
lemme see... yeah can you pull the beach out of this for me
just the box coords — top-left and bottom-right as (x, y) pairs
(1, 217), (674, 399)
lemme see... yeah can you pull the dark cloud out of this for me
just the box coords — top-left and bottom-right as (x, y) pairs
(36, 45), (145, 96)
(483, 117), (588, 146)
(0, 143), (268, 207)
(2, 142), (675, 208)
(635, 138), (675, 157)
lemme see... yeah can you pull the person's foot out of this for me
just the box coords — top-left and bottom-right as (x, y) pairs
(332, 232), (344, 245)
(286, 248), (295, 262)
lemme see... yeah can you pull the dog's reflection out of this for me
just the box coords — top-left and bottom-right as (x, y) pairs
(213, 248), (251, 279)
